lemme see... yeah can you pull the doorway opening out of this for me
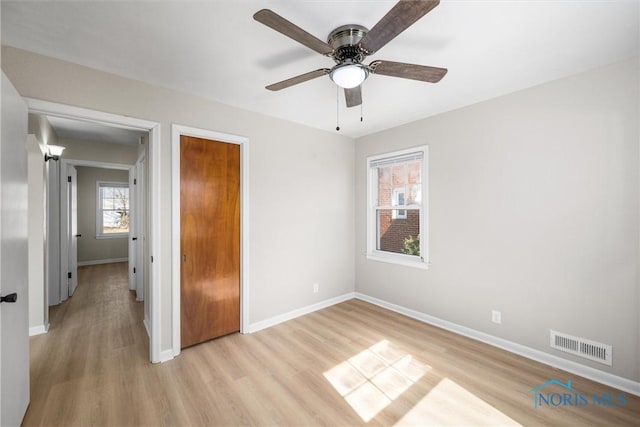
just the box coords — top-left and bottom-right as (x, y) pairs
(25, 98), (162, 362)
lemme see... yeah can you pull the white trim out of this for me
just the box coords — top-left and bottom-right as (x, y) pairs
(246, 292), (356, 333)
(366, 253), (430, 269)
(25, 98), (158, 131)
(143, 317), (151, 338)
(95, 180), (130, 239)
(77, 257), (128, 266)
(134, 152), (146, 302)
(94, 235), (128, 240)
(148, 125), (161, 363)
(28, 324), (49, 336)
(157, 349), (175, 363)
(171, 124), (250, 357)
(25, 98), (162, 364)
(58, 159), (133, 170)
(355, 293), (640, 397)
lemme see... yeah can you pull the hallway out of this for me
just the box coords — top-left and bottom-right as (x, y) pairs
(25, 262), (151, 425)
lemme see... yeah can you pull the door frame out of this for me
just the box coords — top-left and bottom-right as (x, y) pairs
(171, 124), (249, 357)
(59, 160), (133, 300)
(134, 152), (146, 301)
(128, 163), (137, 292)
(25, 98), (164, 363)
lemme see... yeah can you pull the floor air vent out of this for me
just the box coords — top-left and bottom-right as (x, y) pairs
(550, 330), (612, 366)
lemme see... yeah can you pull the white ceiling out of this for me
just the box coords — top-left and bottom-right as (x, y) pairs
(2, 1), (638, 138)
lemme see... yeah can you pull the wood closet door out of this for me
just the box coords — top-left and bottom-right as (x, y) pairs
(180, 135), (240, 348)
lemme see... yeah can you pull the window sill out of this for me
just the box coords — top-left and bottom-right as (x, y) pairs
(366, 253), (430, 270)
(96, 234), (129, 240)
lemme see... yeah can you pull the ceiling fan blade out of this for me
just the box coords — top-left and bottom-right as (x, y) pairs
(345, 86), (362, 108)
(371, 60), (447, 83)
(253, 9), (334, 56)
(359, 0), (440, 55)
(266, 68), (330, 91)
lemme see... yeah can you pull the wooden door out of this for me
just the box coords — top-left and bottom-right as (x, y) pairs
(180, 135), (240, 348)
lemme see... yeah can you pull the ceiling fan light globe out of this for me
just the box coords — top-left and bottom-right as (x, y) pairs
(330, 64), (367, 89)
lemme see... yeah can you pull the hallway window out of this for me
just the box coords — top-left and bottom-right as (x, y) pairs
(97, 181), (129, 238)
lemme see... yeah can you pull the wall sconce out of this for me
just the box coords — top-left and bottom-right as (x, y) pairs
(44, 145), (65, 162)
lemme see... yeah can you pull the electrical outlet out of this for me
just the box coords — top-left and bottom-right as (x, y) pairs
(491, 310), (501, 324)
(313, 283), (319, 293)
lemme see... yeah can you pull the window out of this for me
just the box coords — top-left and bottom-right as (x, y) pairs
(96, 181), (129, 238)
(367, 146), (428, 268)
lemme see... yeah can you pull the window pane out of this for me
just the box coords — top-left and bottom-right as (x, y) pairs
(101, 187), (114, 198)
(103, 210), (129, 234)
(408, 183), (421, 205)
(377, 209), (420, 256)
(102, 198), (114, 209)
(113, 188), (129, 209)
(377, 166), (392, 206)
(377, 162), (421, 208)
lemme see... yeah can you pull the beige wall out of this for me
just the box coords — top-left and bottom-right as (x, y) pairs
(2, 46), (356, 355)
(59, 138), (139, 165)
(76, 166), (129, 263)
(28, 113), (57, 146)
(355, 58), (639, 381)
(26, 113), (60, 327)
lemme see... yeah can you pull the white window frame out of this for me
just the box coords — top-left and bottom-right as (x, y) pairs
(96, 181), (130, 239)
(366, 145), (429, 269)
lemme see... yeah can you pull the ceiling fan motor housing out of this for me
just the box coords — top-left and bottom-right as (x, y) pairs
(327, 25), (369, 63)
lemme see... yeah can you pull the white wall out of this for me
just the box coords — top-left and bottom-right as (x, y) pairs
(27, 113), (60, 318)
(1, 46), (355, 353)
(26, 135), (47, 333)
(76, 166), (129, 263)
(355, 59), (639, 382)
(58, 138), (139, 165)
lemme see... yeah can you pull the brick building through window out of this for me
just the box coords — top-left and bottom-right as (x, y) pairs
(376, 160), (421, 254)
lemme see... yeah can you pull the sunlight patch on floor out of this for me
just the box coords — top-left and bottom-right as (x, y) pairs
(394, 378), (522, 426)
(323, 340), (431, 422)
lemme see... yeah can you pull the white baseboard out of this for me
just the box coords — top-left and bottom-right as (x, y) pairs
(156, 349), (174, 363)
(29, 323), (49, 336)
(78, 257), (128, 266)
(355, 293), (640, 397)
(246, 292), (356, 333)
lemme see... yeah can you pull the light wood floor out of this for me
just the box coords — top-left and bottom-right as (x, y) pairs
(24, 262), (639, 426)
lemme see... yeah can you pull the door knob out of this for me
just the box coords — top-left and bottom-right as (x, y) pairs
(0, 293), (17, 303)
(75, 234), (82, 238)
(132, 237), (138, 241)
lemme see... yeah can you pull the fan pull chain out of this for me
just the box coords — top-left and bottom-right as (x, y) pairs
(360, 102), (363, 122)
(336, 86), (340, 131)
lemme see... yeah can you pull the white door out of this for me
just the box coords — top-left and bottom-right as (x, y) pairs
(135, 154), (146, 301)
(1, 72), (30, 426)
(128, 166), (137, 291)
(68, 165), (78, 296)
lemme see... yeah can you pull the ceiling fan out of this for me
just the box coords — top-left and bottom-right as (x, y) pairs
(253, 0), (447, 109)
